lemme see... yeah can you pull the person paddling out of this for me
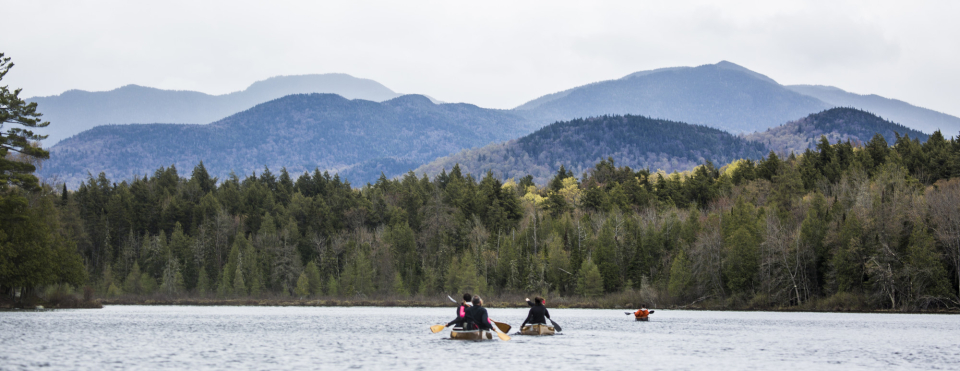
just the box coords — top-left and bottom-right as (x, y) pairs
(634, 304), (651, 320)
(465, 296), (492, 331)
(521, 297), (551, 329)
(446, 293), (473, 329)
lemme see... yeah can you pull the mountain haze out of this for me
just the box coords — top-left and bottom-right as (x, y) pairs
(42, 94), (530, 187)
(417, 114), (769, 184)
(29, 74), (403, 144)
(513, 61), (832, 133)
(786, 85), (960, 135)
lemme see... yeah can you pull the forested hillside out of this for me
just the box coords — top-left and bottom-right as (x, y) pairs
(514, 61), (831, 133)
(788, 85), (960, 134)
(418, 115), (768, 184)
(10, 127), (959, 311)
(28, 74), (402, 144)
(41, 93), (531, 187)
(744, 108), (929, 155)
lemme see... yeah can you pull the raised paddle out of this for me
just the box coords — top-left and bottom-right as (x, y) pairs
(624, 310), (655, 315)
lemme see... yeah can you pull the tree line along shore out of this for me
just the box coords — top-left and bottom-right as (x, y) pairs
(5, 124), (960, 312)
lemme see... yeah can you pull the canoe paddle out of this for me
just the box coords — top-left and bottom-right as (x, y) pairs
(429, 295), (460, 333)
(491, 320), (511, 333)
(624, 311), (655, 315)
(548, 318), (562, 332)
(488, 319), (511, 341)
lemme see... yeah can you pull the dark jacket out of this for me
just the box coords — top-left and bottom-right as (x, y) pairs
(521, 301), (550, 328)
(467, 304), (492, 330)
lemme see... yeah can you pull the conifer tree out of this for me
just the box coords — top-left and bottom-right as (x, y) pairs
(326, 274), (339, 296)
(233, 251), (246, 296)
(392, 271), (408, 296)
(0, 53), (49, 192)
(196, 268), (210, 295)
(576, 259), (603, 298)
(668, 250), (693, 299)
(294, 272), (310, 298)
(123, 262), (142, 294)
(304, 261), (323, 296)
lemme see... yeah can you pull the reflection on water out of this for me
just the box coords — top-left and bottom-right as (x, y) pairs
(1, 306), (958, 370)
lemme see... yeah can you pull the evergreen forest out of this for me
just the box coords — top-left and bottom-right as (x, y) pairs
(8, 129), (960, 311)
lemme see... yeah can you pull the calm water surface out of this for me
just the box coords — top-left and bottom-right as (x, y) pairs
(1, 305), (958, 370)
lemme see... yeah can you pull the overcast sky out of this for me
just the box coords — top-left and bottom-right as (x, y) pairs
(2, 0), (958, 116)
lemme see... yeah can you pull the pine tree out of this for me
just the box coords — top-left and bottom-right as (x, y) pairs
(196, 268), (210, 295)
(140, 273), (157, 294)
(294, 272), (310, 298)
(576, 259), (604, 298)
(123, 262), (142, 295)
(594, 221), (620, 293)
(233, 251), (246, 296)
(100, 264), (116, 295)
(392, 271), (408, 296)
(304, 261), (323, 296)
(904, 222), (952, 305)
(0, 53), (49, 192)
(326, 274), (339, 296)
(668, 250), (693, 299)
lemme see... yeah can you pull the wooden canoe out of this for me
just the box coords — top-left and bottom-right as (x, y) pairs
(450, 329), (493, 341)
(519, 324), (556, 335)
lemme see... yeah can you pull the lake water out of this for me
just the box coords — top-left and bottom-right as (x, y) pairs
(1, 306), (958, 370)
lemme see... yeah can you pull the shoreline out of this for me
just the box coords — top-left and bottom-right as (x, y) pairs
(5, 295), (956, 314)
(88, 298), (958, 314)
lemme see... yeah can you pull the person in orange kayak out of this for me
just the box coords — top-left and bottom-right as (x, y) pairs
(634, 304), (652, 319)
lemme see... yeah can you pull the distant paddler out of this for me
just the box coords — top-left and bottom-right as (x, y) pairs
(520, 297), (561, 335)
(630, 304), (655, 321)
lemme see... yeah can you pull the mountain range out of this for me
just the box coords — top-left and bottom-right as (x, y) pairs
(34, 61), (958, 187)
(43, 94), (528, 187)
(785, 85), (960, 135)
(515, 61), (831, 134)
(416, 114), (769, 184)
(28, 74), (405, 144)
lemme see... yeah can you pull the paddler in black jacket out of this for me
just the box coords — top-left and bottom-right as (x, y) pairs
(465, 296), (492, 330)
(521, 296), (550, 328)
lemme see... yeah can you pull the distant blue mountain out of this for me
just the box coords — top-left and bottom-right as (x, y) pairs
(41, 94), (530, 187)
(513, 61), (832, 133)
(28, 74), (403, 144)
(786, 84), (960, 135)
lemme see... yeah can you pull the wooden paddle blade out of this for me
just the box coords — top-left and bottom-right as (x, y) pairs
(430, 324), (446, 333)
(549, 319), (562, 332)
(493, 321), (511, 333)
(495, 330), (511, 341)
